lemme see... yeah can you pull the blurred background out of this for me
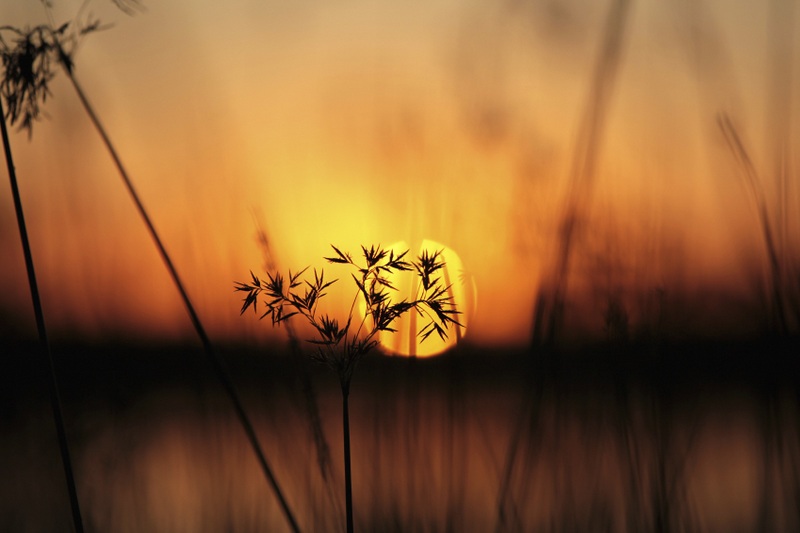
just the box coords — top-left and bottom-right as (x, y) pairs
(1, 0), (799, 531)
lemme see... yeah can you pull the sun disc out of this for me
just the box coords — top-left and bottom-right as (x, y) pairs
(366, 239), (475, 358)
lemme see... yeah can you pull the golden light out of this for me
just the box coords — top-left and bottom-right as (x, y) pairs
(373, 239), (475, 358)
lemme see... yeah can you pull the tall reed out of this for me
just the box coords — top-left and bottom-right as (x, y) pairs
(0, 24), (85, 533)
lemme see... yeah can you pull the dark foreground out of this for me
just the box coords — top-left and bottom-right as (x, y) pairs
(2, 337), (799, 532)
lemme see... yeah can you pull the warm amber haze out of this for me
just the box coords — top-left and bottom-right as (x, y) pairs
(2, 3), (799, 533)
(0, 0), (797, 345)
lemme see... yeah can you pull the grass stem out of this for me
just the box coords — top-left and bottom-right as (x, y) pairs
(1, 97), (84, 533)
(342, 382), (354, 533)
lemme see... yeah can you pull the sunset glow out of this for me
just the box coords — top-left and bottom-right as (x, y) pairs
(0, 0), (797, 345)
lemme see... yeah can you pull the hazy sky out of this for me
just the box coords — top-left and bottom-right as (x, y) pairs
(0, 0), (797, 346)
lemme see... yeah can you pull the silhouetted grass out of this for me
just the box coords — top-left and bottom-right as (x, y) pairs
(237, 244), (462, 533)
(0, 22), (86, 533)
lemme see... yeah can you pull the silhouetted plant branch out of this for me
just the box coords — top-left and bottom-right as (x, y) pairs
(0, 14), (106, 134)
(237, 244), (462, 533)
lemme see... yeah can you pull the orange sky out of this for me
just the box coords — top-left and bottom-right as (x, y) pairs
(0, 0), (797, 346)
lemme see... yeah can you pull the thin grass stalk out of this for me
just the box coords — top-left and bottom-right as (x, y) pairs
(342, 383), (354, 533)
(1, 98), (84, 533)
(617, 384), (645, 531)
(767, 0), (792, 266)
(531, 0), (632, 348)
(443, 349), (464, 532)
(402, 356), (418, 519)
(767, 0), (796, 330)
(718, 114), (788, 334)
(253, 213), (341, 519)
(494, 412), (524, 531)
(57, 63), (301, 532)
(756, 371), (784, 531)
(494, 380), (543, 532)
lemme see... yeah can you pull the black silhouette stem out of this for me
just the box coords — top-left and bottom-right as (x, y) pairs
(60, 65), (301, 533)
(0, 99), (85, 533)
(342, 382), (354, 533)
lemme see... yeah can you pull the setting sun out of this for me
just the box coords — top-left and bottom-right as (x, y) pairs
(371, 240), (475, 357)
